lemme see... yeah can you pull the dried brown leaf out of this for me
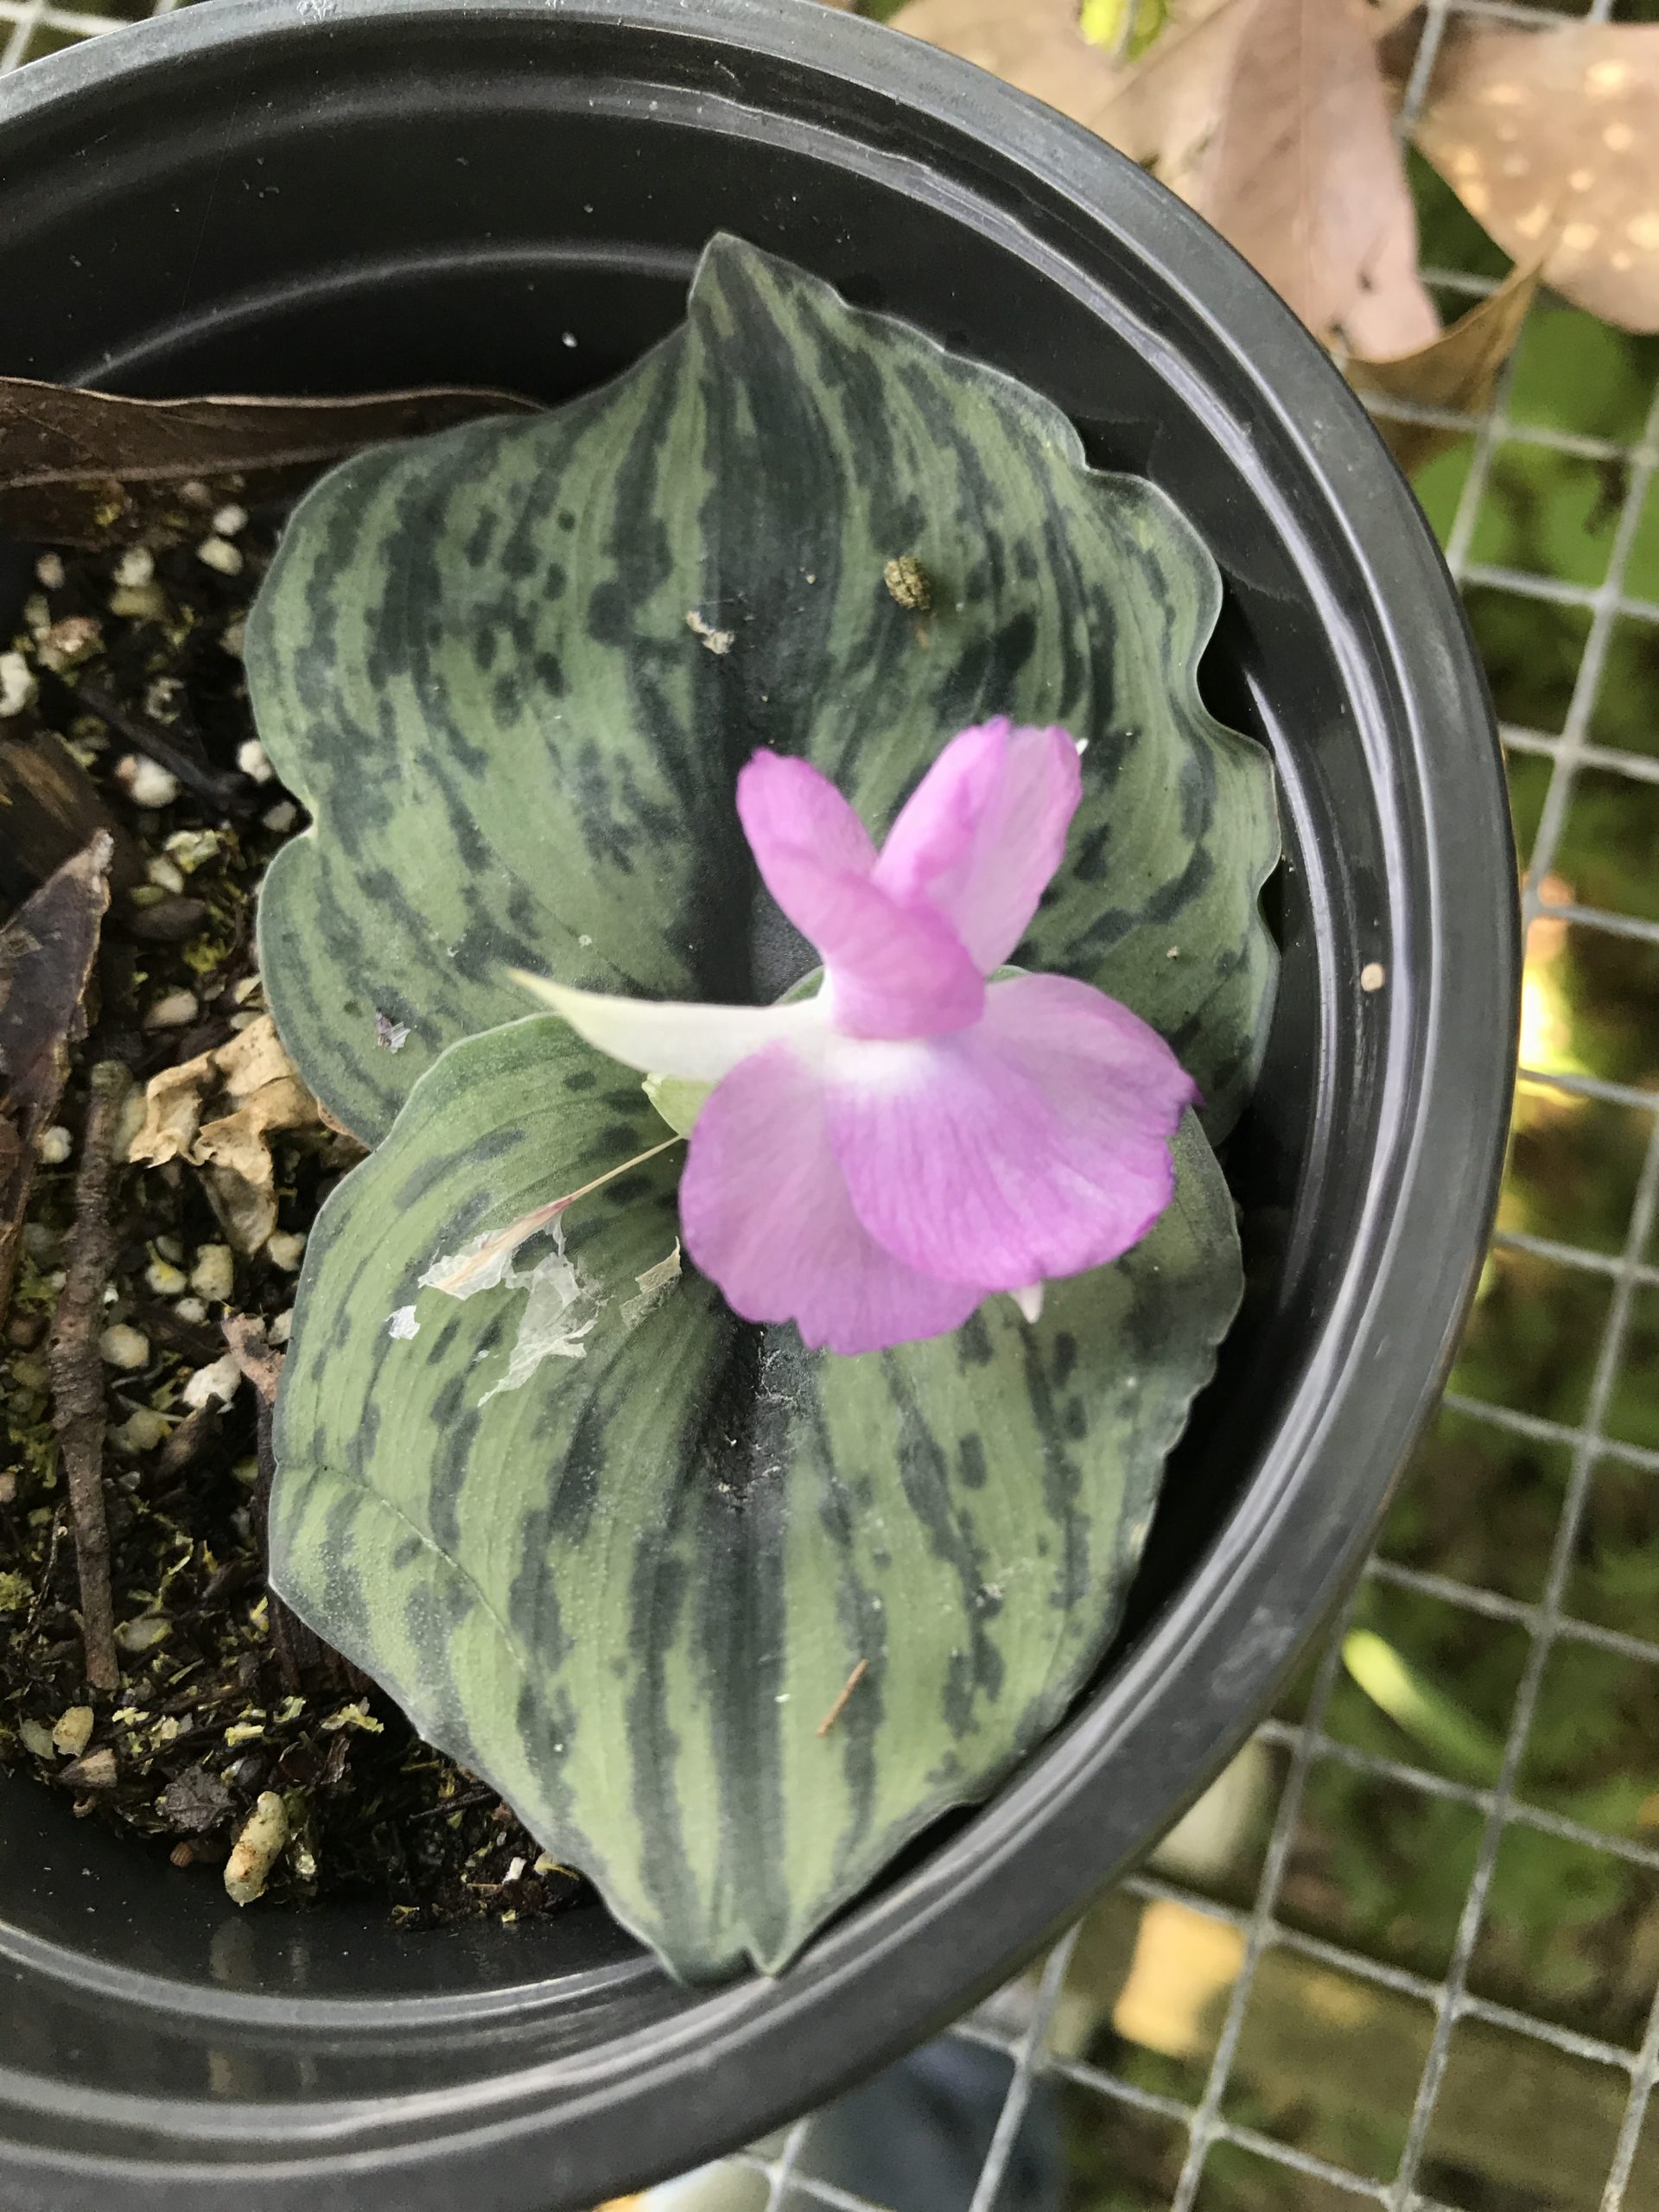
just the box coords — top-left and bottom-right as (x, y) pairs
(1188, 0), (1437, 351)
(1348, 255), (1545, 474)
(0, 380), (542, 548)
(1413, 22), (1659, 334)
(893, 0), (1129, 132)
(1368, 0), (1422, 43)
(0, 729), (141, 908)
(895, 0), (1433, 350)
(128, 1014), (322, 1253)
(1096, 0), (1252, 193)
(0, 834), (113, 1323)
(220, 1312), (283, 1407)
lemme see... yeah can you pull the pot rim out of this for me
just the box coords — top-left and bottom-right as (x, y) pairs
(0, 0), (1518, 2199)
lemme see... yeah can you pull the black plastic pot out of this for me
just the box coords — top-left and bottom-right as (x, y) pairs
(0, 3), (1516, 2205)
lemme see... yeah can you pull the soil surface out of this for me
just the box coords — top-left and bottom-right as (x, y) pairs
(0, 510), (585, 1930)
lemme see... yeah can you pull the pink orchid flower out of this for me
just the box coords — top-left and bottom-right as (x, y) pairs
(519, 720), (1198, 1357)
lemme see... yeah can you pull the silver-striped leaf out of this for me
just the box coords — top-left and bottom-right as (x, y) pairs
(270, 1014), (1243, 1982)
(248, 235), (1278, 1147)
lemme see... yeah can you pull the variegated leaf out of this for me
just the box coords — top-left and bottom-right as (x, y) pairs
(270, 1014), (1243, 1981)
(249, 235), (1277, 1147)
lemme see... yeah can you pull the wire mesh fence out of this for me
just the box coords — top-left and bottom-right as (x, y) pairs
(3, 0), (1656, 2207)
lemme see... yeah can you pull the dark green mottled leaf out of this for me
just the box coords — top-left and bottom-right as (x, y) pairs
(249, 236), (1277, 1147)
(271, 1015), (1243, 1981)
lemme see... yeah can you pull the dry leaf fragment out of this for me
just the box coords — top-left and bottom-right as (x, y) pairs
(127, 1014), (323, 1252)
(895, 0), (1433, 351)
(893, 0), (1131, 134)
(1413, 22), (1659, 334)
(0, 729), (140, 909)
(1188, 0), (1438, 353)
(220, 1311), (283, 1406)
(893, 0), (1238, 156)
(1348, 255), (1545, 474)
(0, 379), (542, 548)
(0, 834), (113, 1325)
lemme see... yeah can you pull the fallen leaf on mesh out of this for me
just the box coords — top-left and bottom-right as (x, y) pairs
(127, 1014), (324, 1253)
(1096, 0), (1252, 197)
(1348, 254), (1546, 474)
(893, 0), (1133, 133)
(0, 834), (112, 1325)
(895, 0), (1433, 349)
(1185, 0), (1437, 351)
(1366, 0), (1422, 36)
(1412, 20), (1659, 334)
(0, 379), (542, 548)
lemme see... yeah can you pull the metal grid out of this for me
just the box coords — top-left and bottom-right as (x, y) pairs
(3, 0), (1657, 2207)
(737, 4), (1659, 2209)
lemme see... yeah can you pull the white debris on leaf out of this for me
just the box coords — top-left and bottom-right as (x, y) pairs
(685, 608), (735, 655)
(387, 1305), (421, 1341)
(620, 1241), (682, 1328)
(375, 1011), (410, 1052)
(1009, 1283), (1045, 1326)
(480, 1226), (603, 1402)
(420, 1229), (524, 1301)
(424, 1217), (604, 1401)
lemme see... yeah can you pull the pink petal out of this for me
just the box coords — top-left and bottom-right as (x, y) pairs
(823, 974), (1198, 1292)
(737, 750), (982, 1040)
(680, 1041), (990, 1357)
(873, 720), (1083, 972)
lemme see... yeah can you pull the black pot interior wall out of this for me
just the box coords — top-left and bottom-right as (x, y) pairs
(0, 13), (1377, 2044)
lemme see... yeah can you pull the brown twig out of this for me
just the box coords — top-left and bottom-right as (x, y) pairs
(816, 1658), (869, 1738)
(46, 1057), (130, 1693)
(70, 672), (256, 819)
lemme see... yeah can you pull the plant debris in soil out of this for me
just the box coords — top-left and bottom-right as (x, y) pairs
(0, 505), (586, 1931)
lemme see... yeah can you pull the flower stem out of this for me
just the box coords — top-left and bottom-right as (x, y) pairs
(429, 1135), (683, 1294)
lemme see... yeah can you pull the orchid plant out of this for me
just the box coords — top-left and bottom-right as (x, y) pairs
(248, 237), (1278, 1982)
